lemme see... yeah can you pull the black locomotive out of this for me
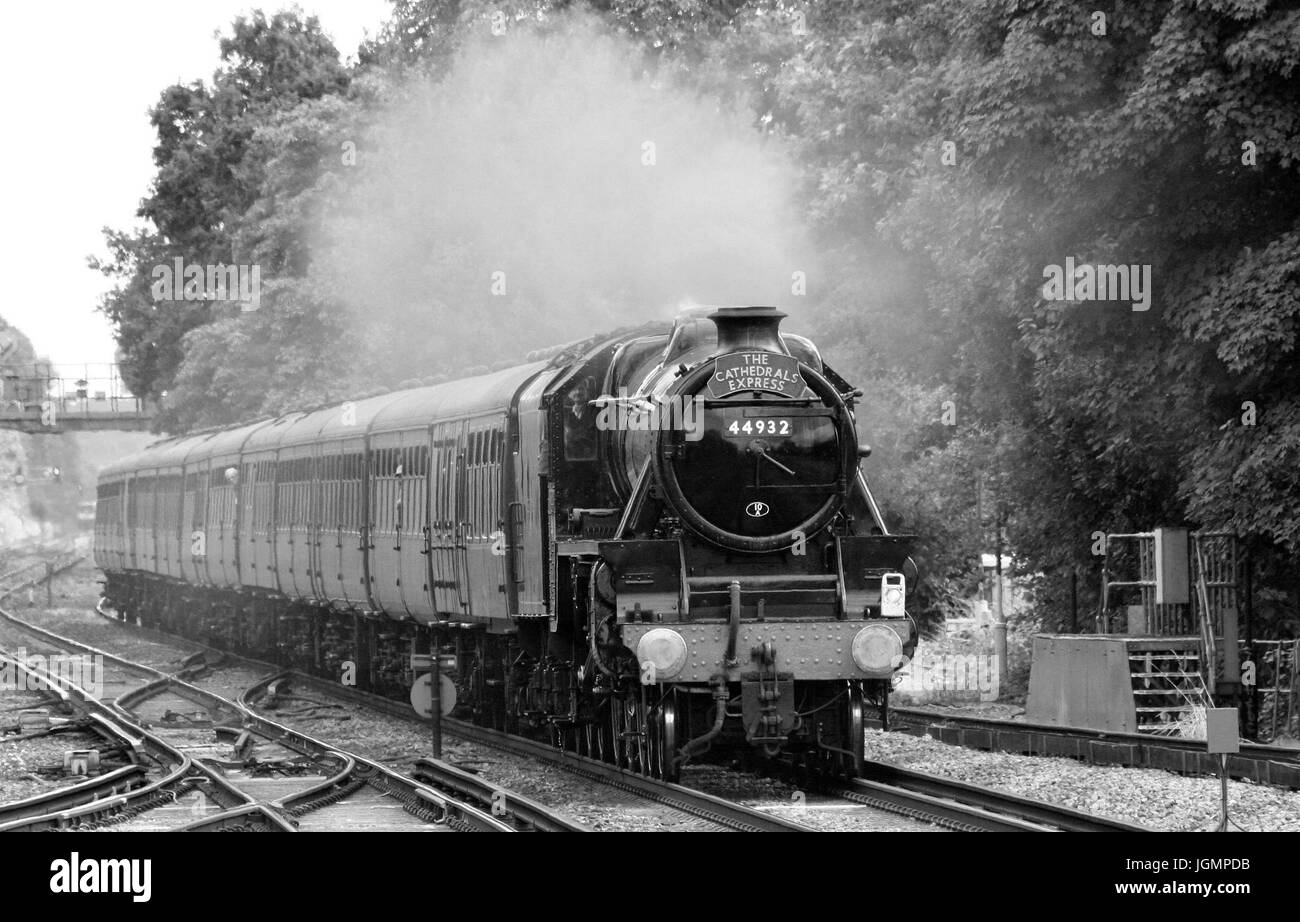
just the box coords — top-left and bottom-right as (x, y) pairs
(96, 306), (917, 779)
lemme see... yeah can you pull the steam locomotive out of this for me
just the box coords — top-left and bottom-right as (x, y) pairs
(95, 306), (917, 779)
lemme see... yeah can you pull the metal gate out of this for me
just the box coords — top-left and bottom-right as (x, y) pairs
(1252, 639), (1299, 742)
(1102, 531), (1236, 640)
(1102, 530), (1300, 741)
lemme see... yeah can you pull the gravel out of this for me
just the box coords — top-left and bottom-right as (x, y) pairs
(864, 727), (1300, 831)
(0, 690), (115, 804)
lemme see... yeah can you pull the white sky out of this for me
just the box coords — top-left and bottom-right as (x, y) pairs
(0, 0), (392, 371)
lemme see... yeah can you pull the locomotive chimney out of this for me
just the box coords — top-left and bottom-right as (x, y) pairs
(708, 306), (790, 355)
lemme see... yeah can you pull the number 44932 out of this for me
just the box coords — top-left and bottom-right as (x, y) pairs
(726, 419), (790, 437)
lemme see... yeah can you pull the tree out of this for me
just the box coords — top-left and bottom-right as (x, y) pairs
(763, 0), (1300, 622)
(93, 11), (353, 413)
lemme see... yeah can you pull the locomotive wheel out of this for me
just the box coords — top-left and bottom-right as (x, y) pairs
(627, 692), (649, 773)
(633, 690), (651, 773)
(650, 692), (679, 782)
(609, 690), (649, 772)
(594, 712), (607, 763)
(608, 695), (625, 767)
(846, 682), (865, 778)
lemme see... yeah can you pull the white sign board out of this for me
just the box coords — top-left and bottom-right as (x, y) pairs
(409, 673), (457, 718)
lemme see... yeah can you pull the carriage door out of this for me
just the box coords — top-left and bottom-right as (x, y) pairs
(283, 453), (315, 600)
(126, 475), (139, 571)
(368, 436), (404, 614)
(315, 447), (350, 606)
(399, 435), (434, 619)
(337, 440), (370, 608)
(210, 462), (240, 587)
(367, 430), (434, 618)
(181, 468), (206, 586)
(430, 421), (467, 616)
(512, 381), (550, 617)
(463, 423), (507, 618)
(138, 474), (156, 571)
(240, 454), (276, 590)
(305, 450), (326, 603)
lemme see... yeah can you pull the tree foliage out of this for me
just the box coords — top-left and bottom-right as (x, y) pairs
(93, 0), (1300, 626)
(92, 10), (353, 425)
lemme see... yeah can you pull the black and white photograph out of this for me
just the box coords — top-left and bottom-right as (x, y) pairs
(0, 0), (1295, 899)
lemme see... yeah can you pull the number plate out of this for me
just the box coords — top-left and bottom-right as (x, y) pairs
(724, 419), (792, 437)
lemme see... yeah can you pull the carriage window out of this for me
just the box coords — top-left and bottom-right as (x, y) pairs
(320, 455), (335, 525)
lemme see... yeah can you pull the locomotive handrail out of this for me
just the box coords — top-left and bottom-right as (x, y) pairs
(855, 469), (889, 535)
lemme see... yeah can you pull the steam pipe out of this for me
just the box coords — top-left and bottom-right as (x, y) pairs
(725, 580), (741, 668)
(674, 676), (729, 768)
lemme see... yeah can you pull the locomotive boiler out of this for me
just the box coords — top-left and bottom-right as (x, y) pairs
(95, 306), (917, 779)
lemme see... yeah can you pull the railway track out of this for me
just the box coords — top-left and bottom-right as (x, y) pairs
(265, 670), (1149, 832)
(253, 671), (813, 833)
(120, 674), (512, 832)
(79, 589), (822, 831)
(0, 642), (283, 832)
(884, 705), (1300, 790)
(242, 674), (587, 833)
(820, 763), (1147, 832)
(111, 621), (812, 831)
(10, 557), (1152, 832)
(0, 764), (148, 825)
(0, 604), (532, 832)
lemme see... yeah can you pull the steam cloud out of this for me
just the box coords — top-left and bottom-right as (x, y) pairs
(315, 13), (812, 375)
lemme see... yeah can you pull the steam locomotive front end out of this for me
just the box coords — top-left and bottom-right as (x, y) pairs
(593, 306), (916, 775)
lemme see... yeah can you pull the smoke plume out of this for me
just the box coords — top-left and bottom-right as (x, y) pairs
(315, 13), (812, 375)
